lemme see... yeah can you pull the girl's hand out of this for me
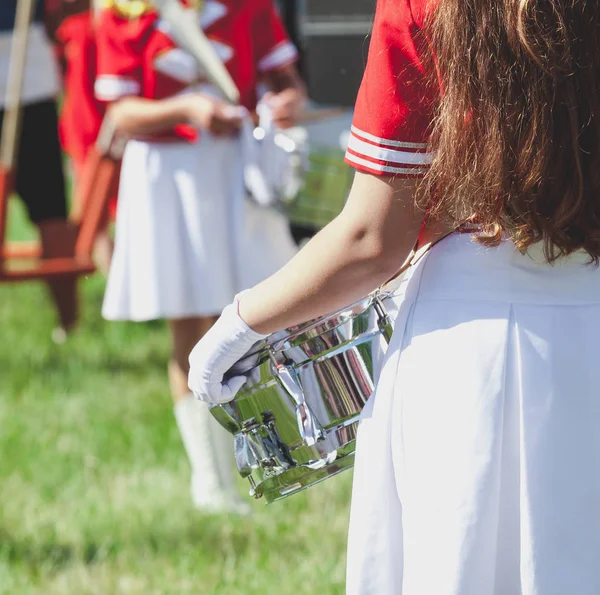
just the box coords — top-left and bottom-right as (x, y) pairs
(262, 88), (305, 129)
(184, 94), (246, 136)
(188, 297), (268, 404)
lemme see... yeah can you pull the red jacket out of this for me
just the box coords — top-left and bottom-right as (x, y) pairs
(54, 10), (105, 169)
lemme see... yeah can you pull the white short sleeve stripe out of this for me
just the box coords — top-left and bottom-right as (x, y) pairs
(347, 133), (433, 166)
(258, 41), (298, 72)
(345, 127), (433, 176)
(95, 76), (141, 101)
(345, 151), (429, 176)
(350, 125), (428, 150)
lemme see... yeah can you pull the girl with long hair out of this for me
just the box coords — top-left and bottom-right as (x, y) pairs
(189, 0), (600, 591)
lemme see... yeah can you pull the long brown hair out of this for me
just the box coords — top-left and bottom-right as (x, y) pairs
(421, 0), (600, 261)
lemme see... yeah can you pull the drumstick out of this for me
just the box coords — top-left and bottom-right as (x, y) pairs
(149, 0), (240, 104)
(0, 0), (35, 259)
(1, 0), (36, 169)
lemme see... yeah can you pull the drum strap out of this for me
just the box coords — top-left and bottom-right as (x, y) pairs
(387, 228), (454, 285)
(409, 231), (453, 267)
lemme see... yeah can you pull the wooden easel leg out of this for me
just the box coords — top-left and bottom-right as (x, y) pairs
(75, 153), (119, 259)
(38, 219), (80, 331)
(0, 167), (14, 271)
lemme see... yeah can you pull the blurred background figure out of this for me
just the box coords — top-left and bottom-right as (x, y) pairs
(45, 0), (116, 276)
(95, 0), (305, 513)
(0, 0), (79, 338)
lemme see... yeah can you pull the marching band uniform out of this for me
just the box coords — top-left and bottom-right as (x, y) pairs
(343, 1), (600, 593)
(54, 7), (104, 185)
(95, 0), (300, 512)
(53, 1), (118, 274)
(97, 0), (298, 322)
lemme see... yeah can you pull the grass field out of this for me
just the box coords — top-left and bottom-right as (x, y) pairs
(0, 199), (352, 594)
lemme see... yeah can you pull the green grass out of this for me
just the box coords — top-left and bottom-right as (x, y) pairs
(287, 149), (352, 230)
(0, 198), (352, 594)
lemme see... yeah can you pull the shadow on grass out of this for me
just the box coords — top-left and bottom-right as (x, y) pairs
(0, 517), (259, 575)
(18, 352), (169, 375)
(0, 529), (101, 571)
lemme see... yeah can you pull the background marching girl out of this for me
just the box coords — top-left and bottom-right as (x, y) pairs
(189, 0), (600, 591)
(47, 0), (116, 276)
(95, 0), (304, 512)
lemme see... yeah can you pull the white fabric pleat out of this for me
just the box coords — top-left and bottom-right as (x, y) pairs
(103, 132), (297, 321)
(347, 233), (600, 595)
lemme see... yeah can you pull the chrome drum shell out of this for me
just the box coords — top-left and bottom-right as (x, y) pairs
(210, 290), (398, 503)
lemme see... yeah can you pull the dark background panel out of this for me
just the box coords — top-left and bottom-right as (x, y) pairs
(304, 0), (376, 19)
(276, 0), (376, 106)
(302, 34), (371, 106)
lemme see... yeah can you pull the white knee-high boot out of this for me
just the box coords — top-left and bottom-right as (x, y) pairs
(174, 394), (250, 514)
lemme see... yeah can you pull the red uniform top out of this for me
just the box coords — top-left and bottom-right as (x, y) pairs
(55, 10), (105, 169)
(94, 0), (298, 142)
(345, 0), (439, 178)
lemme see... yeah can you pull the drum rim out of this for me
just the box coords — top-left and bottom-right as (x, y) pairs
(228, 292), (379, 375)
(270, 293), (376, 348)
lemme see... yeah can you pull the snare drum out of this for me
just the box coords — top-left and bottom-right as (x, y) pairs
(209, 285), (401, 503)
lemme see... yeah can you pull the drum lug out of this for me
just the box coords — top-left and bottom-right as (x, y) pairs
(234, 430), (259, 478)
(237, 417), (294, 477)
(273, 361), (326, 447)
(247, 476), (262, 500)
(374, 296), (394, 343)
(263, 412), (295, 468)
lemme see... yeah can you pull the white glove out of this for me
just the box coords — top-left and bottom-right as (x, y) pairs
(188, 297), (268, 404)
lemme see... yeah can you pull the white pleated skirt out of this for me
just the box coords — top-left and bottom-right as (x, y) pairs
(347, 233), (600, 595)
(103, 134), (297, 321)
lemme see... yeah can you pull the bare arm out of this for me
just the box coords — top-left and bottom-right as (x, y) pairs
(106, 95), (191, 136)
(108, 63), (305, 136)
(107, 93), (243, 137)
(239, 172), (424, 334)
(186, 171), (447, 403)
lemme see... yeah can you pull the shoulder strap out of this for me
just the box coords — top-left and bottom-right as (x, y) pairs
(381, 228), (454, 290)
(409, 230), (453, 267)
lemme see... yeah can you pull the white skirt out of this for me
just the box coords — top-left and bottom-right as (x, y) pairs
(103, 134), (297, 321)
(347, 234), (600, 595)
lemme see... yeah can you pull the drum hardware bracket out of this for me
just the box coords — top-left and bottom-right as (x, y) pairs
(262, 411), (296, 468)
(235, 416), (295, 481)
(241, 419), (277, 469)
(271, 355), (326, 446)
(295, 327), (383, 368)
(234, 425), (259, 478)
(374, 296), (394, 343)
(247, 476), (261, 499)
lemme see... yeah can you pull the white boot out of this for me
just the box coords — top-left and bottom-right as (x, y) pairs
(174, 394), (251, 515)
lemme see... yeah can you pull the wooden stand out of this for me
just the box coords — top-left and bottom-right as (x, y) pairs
(0, 0), (118, 283)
